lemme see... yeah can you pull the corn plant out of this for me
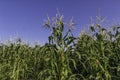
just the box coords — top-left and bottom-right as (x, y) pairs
(75, 16), (120, 80)
(38, 13), (80, 80)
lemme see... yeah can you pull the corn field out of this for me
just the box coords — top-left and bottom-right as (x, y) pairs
(0, 14), (120, 80)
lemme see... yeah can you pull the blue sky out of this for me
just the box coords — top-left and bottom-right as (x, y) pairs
(0, 0), (120, 44)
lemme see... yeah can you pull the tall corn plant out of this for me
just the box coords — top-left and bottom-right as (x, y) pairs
(75, 16), (120, 80)
(38, 13), (80, 80)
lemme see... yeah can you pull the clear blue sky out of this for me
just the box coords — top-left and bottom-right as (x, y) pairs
(0, 0), (120, 44)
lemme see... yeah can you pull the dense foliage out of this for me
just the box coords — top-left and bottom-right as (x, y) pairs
(0, 14), (120, 80)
